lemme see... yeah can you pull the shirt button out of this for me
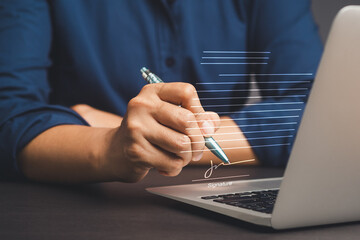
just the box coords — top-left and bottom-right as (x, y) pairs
(165, 57), (175, 67)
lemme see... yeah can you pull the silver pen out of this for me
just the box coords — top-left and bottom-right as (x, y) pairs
(140, 67), (230, 164)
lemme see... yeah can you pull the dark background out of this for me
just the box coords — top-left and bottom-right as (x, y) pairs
(312, 0), (360, 42)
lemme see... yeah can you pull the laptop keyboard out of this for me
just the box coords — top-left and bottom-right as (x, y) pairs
(201, 189), (279, 214)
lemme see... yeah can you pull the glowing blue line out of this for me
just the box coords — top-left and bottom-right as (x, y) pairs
(188, 135), (294, 144)
(219, 73), (313, 77)
(188, 129), (296, 137)
(203, 51), (271, 54)
(218, 116), (300, 121)
(183, 143), (291, 153)
(196, 88), (308, 93)
(194, 109), (302, 115)
(242, 129), (295, 134)
(241, 109), (302, 113)
(247, 135), (293, 141)
(196, 81), (311, 85)
(192, 95), (306, 100)
(191, 102), (304, 108)
(201, 63), (268, 65)
(230, 116), (300, 121)
(202, 57), (269, 59)
(251, 143), (291, 148)
(186, 121), (298, 127)
(238, 122), (298, 127)
(188, 116), (299, 122)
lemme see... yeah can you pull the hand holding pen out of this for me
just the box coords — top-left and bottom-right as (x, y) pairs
(141, 67), (229, 164)
(101, 67), (226, 181)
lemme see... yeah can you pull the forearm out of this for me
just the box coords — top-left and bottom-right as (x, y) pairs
(18, 125), (114, 183)
(196, 116), (260, 165)
(18, 83), (221, 183)
(71, 104), (123, 128)
(70, 104), (259, 166)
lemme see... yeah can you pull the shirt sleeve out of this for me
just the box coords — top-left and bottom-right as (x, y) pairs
(229, 0), (323, 166)
(0, 0), (88, 180)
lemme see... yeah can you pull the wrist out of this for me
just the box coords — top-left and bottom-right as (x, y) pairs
(91, 127), (121, 182)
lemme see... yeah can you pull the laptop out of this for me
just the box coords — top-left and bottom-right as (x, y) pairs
(147, 6), (360, 229)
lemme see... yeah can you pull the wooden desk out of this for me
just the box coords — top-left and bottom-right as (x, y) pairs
(1, 166), (359, 239)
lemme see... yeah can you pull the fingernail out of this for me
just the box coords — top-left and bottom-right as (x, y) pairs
(201, 120), (214, 136)
(194, 152), (204, 161)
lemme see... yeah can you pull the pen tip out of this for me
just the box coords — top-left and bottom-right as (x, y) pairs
(220, 151), (230, 164)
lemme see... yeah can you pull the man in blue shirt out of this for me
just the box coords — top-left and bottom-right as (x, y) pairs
(0, 0), (322, 182)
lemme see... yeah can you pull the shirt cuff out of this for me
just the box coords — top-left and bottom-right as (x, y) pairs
(0, 107), (89, 180)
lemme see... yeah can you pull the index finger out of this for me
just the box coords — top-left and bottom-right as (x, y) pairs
(156, 82), (221, 138)
(156, 82), (205, 115)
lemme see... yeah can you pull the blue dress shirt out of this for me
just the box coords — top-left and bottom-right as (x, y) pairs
(0, 0), (323, 179)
